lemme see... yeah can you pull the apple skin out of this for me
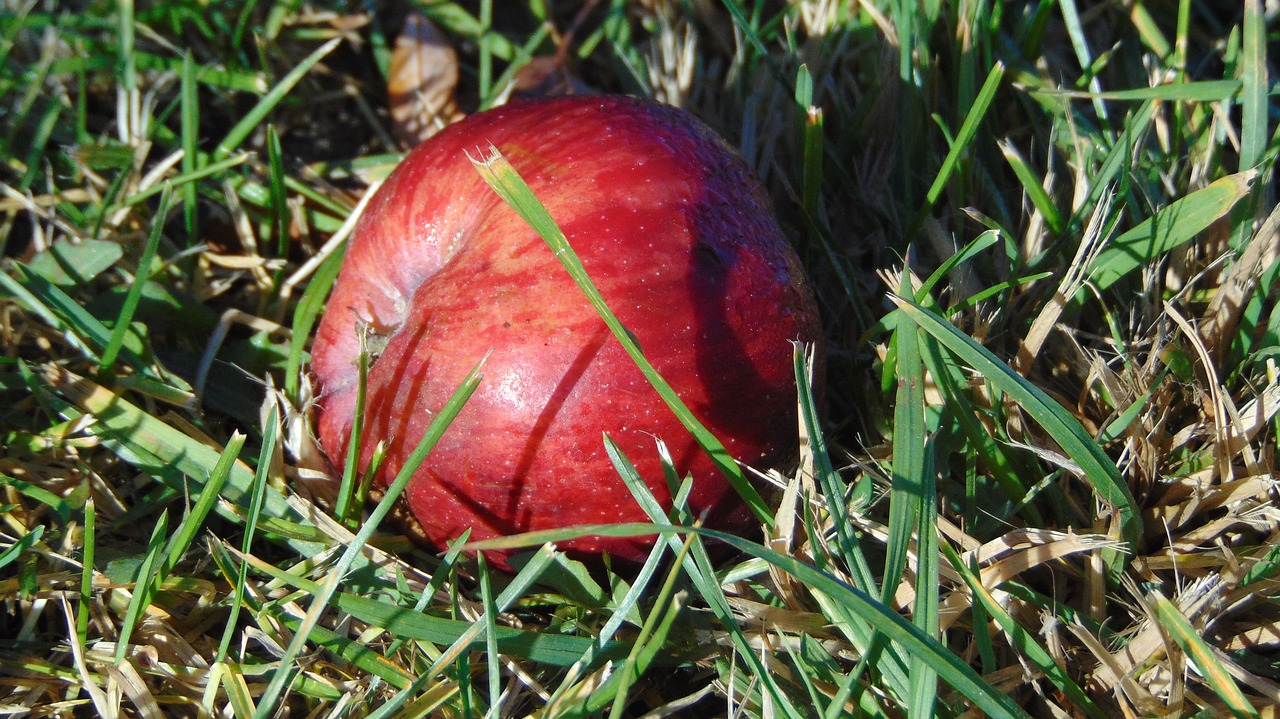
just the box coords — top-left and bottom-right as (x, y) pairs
(311, 95), (822, 568)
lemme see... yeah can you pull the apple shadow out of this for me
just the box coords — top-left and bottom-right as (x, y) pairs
(679, 161), (817, 524)
(507, 323), (611, 527)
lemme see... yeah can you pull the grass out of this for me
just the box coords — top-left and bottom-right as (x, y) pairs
(1, 0), (1278, 716)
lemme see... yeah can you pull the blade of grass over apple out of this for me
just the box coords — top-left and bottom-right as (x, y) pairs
(471, 147), (773, 528)
(891, 298), (1141, 564)
(335, 344), (372, 526)
(251, 355), (484, 717)
(285, 244), (344, 399)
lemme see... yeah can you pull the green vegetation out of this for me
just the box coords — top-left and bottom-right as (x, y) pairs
(1, 1), (1277, 716)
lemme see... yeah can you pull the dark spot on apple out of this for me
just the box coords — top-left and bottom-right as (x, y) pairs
(503, 321), (511, 328)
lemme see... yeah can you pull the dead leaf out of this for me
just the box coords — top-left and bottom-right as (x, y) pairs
(510, 55), (595, 100)
(387, 13), (465, 146)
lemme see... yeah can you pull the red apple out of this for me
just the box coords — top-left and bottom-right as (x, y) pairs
(311, 95), (821, 567)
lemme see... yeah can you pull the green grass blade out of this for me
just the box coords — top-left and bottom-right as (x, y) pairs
(113, 511), (168, 664)
(0, 274), (91, 359)
(908, 434), (940, 719)
(278, 617), (413, 689)
(361, 547), (558, 719)
(1086, 171), (1256, 293)
(251, 355), (484, 716)
(76, 498), (95, 649)
(602, 437), (806, 719)
(941, 542), (1109, 719)
(891, 299), (1141, 560)
(158, 431), (243, 581)
(1033, 80), (1240, 102)
(112, 152), (250, 209)
(471, 147), (772, 528)
(101, 184), (173, 374)
(113, 432), (244, 664)
(242, 542), (633, 668)
(214, 37), (340, 159)
(180, 51), (199, 246)
(43, 367), (325, 558)
(285, 241), (344, 400)
(266, 125), (289, 258)
(1063, 100), (1157, 241)
(479, 555), (501, 718)
(920, 62), (1005, 215)
(999, 141), (1064, 235)
(338, 590), (626, 667)
(793, 347), (876, 590)
(605, 537), (693, 719)
(699, 527), (1031, 719)
(790, 344), (912, 701)
(1238, 0), (1267, 171)
(8, 267), (117, 365)
(216, 407), (277, 664)
(883, 275), (927, 606)
(335, 344), (370, 526)
(0, 525), (43, 571)
(1151, 592), (1261, 719)
(919, 329), (1039, 514)
(1058, 0), (1107, 120)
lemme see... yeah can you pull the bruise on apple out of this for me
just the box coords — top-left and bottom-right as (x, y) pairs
(311, 95), (822, 568)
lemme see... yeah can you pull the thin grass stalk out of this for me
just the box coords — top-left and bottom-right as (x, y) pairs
(251, 357), (484, 716)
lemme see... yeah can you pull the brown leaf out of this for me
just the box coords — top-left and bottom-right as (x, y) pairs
(510, 55), (595, 100)
(387, 13), (465, 146)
